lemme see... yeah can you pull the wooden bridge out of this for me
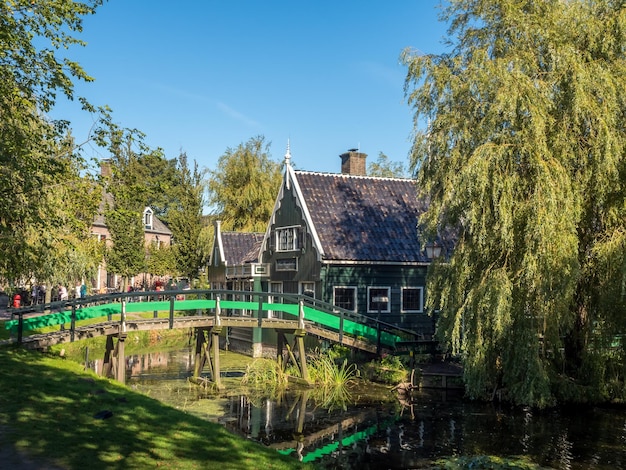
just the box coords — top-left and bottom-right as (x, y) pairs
(3, 289), (424, 388)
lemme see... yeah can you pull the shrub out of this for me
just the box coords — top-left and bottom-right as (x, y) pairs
(362, 354), (408, 385)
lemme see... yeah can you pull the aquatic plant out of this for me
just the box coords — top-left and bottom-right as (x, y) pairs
(241, 357), (289, 390)
(361, 354), (408, 385)
(308, 350), (359, 387)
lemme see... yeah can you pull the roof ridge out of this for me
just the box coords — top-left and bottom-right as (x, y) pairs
(293, 170), (414, 182)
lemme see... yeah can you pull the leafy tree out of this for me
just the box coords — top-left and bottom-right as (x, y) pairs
(146, 241), (175, 280)
(368, 152), (407, 178)
(403, 0), (626, 406)
(132, 149), (179, 220)
(167, 151), (206, 281)
(208, 136), (282, 232)
(103, 130), (150, 290)
(0, 1), (103, 287)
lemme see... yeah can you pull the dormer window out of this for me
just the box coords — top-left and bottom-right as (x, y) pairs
(143, 207), (153, 230)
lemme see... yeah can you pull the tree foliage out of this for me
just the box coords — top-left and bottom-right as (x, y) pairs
(208, 136), (282, 232)
(403, 0), (626, 406)
(0, 1), (103, 289)
(102, 130), (151, 287)
(368, 152), (407, 178)
(167, 152), (206, 280)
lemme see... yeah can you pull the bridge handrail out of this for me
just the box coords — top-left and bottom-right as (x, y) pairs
(3, 288), (423, 347)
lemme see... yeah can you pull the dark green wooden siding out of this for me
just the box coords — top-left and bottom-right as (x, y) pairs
(262, 181), (434, 336)
(320, 264), (433, 334)
(262, 184), (321, 287)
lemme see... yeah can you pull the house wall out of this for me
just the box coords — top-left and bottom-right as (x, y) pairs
(261, 179), (434, 336)
(321, 263), (434, 335)
(262, 184), (321, 289)
(90, 221), (173, 293)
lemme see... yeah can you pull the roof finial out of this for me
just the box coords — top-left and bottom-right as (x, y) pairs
(285, 139), (291, 167)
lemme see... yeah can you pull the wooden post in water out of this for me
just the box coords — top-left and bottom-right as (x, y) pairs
(116, 333), (127, 384)
(193, 329), (208, 379)
(295, 300), (311, 384)
(212, 297), (223, 389)
(211, 326), (223, 390)
(103, 335), (114, 377)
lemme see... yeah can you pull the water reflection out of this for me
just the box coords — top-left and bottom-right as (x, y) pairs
(116, 348), (626, 469)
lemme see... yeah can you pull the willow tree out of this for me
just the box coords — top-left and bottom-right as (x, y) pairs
(208, 136), (282, 232)
(403, 0), (626, 406)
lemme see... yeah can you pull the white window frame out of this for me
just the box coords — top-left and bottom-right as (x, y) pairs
(143, 207), (153, 230)
(268, 282), (283, 318)
(276, 226), (299, 252)
(333, 286), (357, 312)
(401, 286), (424, 313)
(276, 258), (298, 271)
(367, 287), (391, 314)
(300, 282), (315, 298)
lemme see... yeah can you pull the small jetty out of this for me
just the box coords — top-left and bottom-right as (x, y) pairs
(418, 360), (464, 389)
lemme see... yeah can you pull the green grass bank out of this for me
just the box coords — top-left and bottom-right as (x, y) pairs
(0, 345), (314, 470)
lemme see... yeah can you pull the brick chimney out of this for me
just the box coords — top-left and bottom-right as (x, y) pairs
(340, 149), (367, 176)
(100, 158), (112, 177)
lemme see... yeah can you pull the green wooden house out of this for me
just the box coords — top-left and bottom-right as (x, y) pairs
(260, 148), (440, 336)
(209, 147), (443, 356)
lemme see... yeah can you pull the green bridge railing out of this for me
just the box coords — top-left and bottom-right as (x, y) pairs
(4, 289), (421, 350)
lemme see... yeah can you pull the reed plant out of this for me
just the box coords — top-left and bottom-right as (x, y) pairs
(241, 357), (289, 391)
(308, 351), (359, 388)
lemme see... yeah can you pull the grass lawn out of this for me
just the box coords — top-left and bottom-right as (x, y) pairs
(0, 345), (315, 469)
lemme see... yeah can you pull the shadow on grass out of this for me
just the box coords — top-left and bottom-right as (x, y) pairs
(0, 347), (312, 470)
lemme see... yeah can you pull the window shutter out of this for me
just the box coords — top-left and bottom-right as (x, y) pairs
(269, 231), (275, 252)
(297, 227), (304, 249)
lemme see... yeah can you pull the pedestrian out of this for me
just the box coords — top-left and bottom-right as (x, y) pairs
(80, 283), (87, 298)
(59, 285), (68, 301)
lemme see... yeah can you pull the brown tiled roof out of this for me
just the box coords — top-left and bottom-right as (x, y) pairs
(92, 190), (172, 236)
(221, 232), (263, 265)
(294, 171), (429, 262)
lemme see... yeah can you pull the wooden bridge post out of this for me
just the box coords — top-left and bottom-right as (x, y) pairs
(169, 295), (175, 329)
(295, 330), (310, 384)
(298, 299), (305, 330)
(193, 329), (207, 379)
(339, 310), (344, 345)
(215, 296), (221, 327)
(295, 301), (310, 384)
(120, 299), (126, 333)
(102, 335), (114, 378)
(116, 333), (127, 384)
(17, 312), (23, 345)
(212, 326), (223, 390)
(252, 294), (263, 357)
(70, 304), (76, 342)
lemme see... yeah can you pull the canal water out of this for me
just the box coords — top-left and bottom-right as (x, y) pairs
(93, 347), (626, 469)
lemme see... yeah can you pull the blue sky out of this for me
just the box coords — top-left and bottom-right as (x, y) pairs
(51, 1), (450, 175)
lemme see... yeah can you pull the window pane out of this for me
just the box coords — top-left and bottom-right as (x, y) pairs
(277, 227), (297, 251)
(402, 288), (423, 312)
(368, 288), (390, 313)
(334, 287), (355, 311)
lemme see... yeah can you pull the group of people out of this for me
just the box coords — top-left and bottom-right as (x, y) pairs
(56, 282), (87, 301)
